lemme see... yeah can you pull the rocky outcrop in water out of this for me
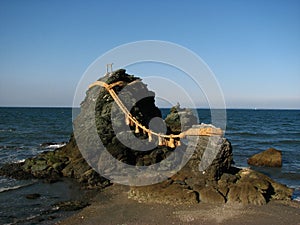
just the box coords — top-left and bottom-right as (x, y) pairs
(164, 105), (198, 134)
(0, 69), (293, 205)
(248, 148), (282, 167)
(0, 135), (109, 188)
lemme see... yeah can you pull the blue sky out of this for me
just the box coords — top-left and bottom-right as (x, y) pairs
(0, 0), (299, 108)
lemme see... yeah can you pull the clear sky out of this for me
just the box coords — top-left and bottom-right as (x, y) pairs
(0, 0), (299, 109)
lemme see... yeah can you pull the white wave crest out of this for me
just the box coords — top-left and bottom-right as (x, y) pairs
(12, 159), (26, 163)
(46, 143), (66, 149)
(0, 185), (25, 193)
(40, 142), (67, 149)
(0, 181), (35, 193)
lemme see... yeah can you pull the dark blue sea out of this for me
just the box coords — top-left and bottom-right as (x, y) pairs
(0, 107), (299, 224)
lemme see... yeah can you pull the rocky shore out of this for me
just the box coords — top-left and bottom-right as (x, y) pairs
(0, 69), (297, 223)
(58, 184), (300, 225)
(0, 135), (110, 189)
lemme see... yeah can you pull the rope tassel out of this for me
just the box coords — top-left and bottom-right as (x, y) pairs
(135, 124), (140, 133)
(125, 115), (130, 125)
(168, 137), (175, 148)
(148, 132), (152, 142)
(129, 119), (134, 127)
(158, 136), (163, 146)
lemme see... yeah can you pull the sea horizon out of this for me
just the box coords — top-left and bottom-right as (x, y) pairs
(1, 106), (300, 110)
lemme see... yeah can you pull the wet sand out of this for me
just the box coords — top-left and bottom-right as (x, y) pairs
(57, 184), (300, 225)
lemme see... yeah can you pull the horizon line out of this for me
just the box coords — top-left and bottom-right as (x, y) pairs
(1, 105), (300, 110)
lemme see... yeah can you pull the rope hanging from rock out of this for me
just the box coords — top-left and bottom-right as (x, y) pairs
(89, 80), (223, 148)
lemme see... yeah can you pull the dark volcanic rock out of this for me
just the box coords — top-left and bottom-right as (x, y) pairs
(74, 69), (169, 168)
(248, 148), (282, 167)
(165, 105), (198, 134)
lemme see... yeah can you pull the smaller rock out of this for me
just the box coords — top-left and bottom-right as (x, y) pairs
(248, 148), (282, 167)
(165, 106), (198, 133)
(25, 193), (41, 199)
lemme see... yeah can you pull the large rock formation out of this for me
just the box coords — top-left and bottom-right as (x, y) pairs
(0, 69), (293, 205)
(75, 69), (168, 167)
(248, 148), (282, 167)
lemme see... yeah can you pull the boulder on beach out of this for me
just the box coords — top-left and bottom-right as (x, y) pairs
(248, 148), (282, 167)
(225, 168), (293, 205)
(129, 160), (293, 206)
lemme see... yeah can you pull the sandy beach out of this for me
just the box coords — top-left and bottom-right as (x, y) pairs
(57, 184), (300, 225)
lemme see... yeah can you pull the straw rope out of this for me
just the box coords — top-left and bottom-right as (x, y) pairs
(89, 80), (223, 148)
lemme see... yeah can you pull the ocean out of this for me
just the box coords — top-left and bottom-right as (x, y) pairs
(0, 107), (82, 225)
(0, 107), (299, 224)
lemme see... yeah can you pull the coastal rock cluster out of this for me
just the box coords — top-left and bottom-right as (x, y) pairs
(0, 135), (109, 188)
(0, 69), (293, 205)
(129, 147), (292, 205)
